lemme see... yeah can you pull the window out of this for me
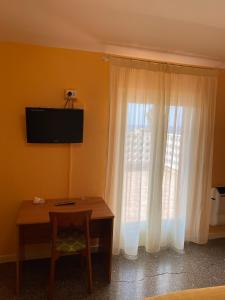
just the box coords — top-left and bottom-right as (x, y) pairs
(123, 103), (183, 223)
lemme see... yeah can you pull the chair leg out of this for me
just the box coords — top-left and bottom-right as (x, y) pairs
(86, 249), (92, 293)
(48, 256), (56, 300)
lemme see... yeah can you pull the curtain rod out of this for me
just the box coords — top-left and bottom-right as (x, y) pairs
(103, 53), (222, 72)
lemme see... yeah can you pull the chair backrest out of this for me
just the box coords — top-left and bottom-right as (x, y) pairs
(49, 210), (92, 246)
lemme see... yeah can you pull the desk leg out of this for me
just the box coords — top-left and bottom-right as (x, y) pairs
(105, 219), (113, 283)
(16, 226), (24, 296)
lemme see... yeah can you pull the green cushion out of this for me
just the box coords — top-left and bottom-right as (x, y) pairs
(56, 228), (86, 253)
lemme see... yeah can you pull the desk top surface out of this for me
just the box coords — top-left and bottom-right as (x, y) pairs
(17, 197), (114, 225)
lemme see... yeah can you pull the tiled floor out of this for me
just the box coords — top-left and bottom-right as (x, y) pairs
(1, 239), (225, 300)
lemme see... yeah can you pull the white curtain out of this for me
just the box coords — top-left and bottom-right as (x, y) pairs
(105, 58), (217, 258)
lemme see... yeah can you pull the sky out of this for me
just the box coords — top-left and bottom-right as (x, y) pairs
(127, 103), (183, 132)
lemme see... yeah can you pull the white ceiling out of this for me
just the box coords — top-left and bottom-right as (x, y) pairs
(1, 0), (225, 66)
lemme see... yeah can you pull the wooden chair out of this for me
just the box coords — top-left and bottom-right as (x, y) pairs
(48, 210), (93, 300)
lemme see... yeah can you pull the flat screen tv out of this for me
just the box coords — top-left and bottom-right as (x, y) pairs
(26, 107), (84, 143)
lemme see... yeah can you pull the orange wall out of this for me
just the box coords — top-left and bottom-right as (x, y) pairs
(212, 70), (225, 186)
(0, 42), (225, 258)
(0, 43), (109, 256)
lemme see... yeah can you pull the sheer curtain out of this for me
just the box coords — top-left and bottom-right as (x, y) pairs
(105, 58), (217, 258)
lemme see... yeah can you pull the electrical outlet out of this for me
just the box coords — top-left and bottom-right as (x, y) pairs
(64, 89), (77, 99)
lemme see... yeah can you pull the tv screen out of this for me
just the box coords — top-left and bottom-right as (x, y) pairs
(26, 107), (84, 143)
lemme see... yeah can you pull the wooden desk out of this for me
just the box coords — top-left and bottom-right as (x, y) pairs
(16, 197), (114, 295)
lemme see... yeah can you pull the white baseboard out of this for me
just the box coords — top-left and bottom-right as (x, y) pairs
(0, 254), (16, 263)
(0, 253), (51, 264)
(209, 235), (225, 240)
(0, 245), (99, 264)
